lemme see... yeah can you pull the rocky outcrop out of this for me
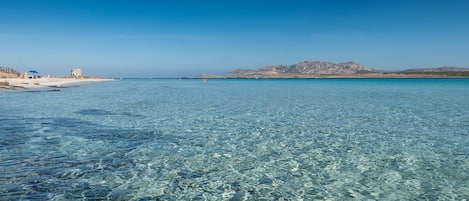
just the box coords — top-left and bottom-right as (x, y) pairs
(226, 61), (376, 78)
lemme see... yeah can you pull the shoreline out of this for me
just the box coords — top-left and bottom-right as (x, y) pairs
(0, 78), (112, 90)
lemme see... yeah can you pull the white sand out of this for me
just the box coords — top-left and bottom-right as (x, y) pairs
(0, 78), (111, 90)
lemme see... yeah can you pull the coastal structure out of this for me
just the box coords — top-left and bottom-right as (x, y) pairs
(0, 67), (20, 78)
(71, 68), (82, 78)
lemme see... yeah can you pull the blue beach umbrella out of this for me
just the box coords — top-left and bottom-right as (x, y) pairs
(29, 70), (38, 74)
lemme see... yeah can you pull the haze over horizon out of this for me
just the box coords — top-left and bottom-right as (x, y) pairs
(1, 0), (468, 78)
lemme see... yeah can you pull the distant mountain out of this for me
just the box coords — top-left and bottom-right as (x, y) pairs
(225, 61), (377, 78)
(400, 66), (469, 73)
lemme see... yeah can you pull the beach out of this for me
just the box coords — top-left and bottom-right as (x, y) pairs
(0, 78), (111, 90)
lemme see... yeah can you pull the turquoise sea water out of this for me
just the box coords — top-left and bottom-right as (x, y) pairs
(1, 78), (468, 200)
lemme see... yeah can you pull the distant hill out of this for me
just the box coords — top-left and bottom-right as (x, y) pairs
(400, 66), (469, 73)
(225, 61), (377, 78)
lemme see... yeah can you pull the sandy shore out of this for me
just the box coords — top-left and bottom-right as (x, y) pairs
(0, 78), (111, 90)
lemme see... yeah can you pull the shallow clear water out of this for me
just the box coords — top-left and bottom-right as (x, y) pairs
(1, 78), (468, 200)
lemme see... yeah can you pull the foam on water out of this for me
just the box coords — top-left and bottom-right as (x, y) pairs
(1, 78), (468, 200)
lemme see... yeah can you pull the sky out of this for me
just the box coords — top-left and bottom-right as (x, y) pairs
(1, 0), (469, 77)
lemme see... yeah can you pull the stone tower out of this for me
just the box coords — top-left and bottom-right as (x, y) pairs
(71, 68), (82, 78)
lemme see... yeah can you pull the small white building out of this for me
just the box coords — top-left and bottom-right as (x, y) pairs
(71, 68), (82, 78)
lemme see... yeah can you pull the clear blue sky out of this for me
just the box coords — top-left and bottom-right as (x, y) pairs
(1, 0), (468, 77)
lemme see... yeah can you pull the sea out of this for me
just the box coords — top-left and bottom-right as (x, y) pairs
(0, 78), (468, 200)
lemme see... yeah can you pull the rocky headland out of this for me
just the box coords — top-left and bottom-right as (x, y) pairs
(197, 61), (469, 78)
(225, 61), (377, 78)
(400, 66), (469, 73)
